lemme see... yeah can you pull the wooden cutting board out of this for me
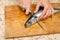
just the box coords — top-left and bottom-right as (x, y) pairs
(5, 3), (60, 39)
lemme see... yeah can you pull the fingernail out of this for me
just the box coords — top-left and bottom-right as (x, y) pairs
(34, 10), (37, 13)
(25, 13), (29, 15)
(25, 12), (31, 15)
(34, 11), (36, 13)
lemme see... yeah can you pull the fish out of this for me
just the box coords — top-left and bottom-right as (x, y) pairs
(25, 7), (60, 28)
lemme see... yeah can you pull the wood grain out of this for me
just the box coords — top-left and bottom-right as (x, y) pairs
(5, 3), (60, 39)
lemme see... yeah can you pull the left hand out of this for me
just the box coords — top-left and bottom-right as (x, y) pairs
(34, 0), (54, 20)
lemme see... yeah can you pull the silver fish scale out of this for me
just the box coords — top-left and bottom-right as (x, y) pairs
(25, 16), (38, 27)
(25, 8), (60, 27)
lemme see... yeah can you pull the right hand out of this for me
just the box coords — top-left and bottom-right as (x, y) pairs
(18, 0), (32, 15)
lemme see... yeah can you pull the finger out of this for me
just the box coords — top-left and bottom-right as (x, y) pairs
(51, 8), (54, 15)
(34, 3), (41, 13)
(25, 8), (30, 15)
(42, 7), (54, 19)
(39, 7), (48, 19)
(43, 8), (51, 19)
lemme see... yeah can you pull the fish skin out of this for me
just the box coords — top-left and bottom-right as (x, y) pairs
(25, 7), (60, 28)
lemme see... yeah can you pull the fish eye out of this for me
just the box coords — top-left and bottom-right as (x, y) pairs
(34, 16), (37, 18)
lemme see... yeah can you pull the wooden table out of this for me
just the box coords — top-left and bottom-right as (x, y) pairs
(5, 3), (60, 39)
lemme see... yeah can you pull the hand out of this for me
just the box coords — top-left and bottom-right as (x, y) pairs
(34, 0), (54, 19)
(18, 0), (32, 15)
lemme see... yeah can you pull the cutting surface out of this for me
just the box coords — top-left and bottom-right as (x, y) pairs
(5, 3), (60, 38)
